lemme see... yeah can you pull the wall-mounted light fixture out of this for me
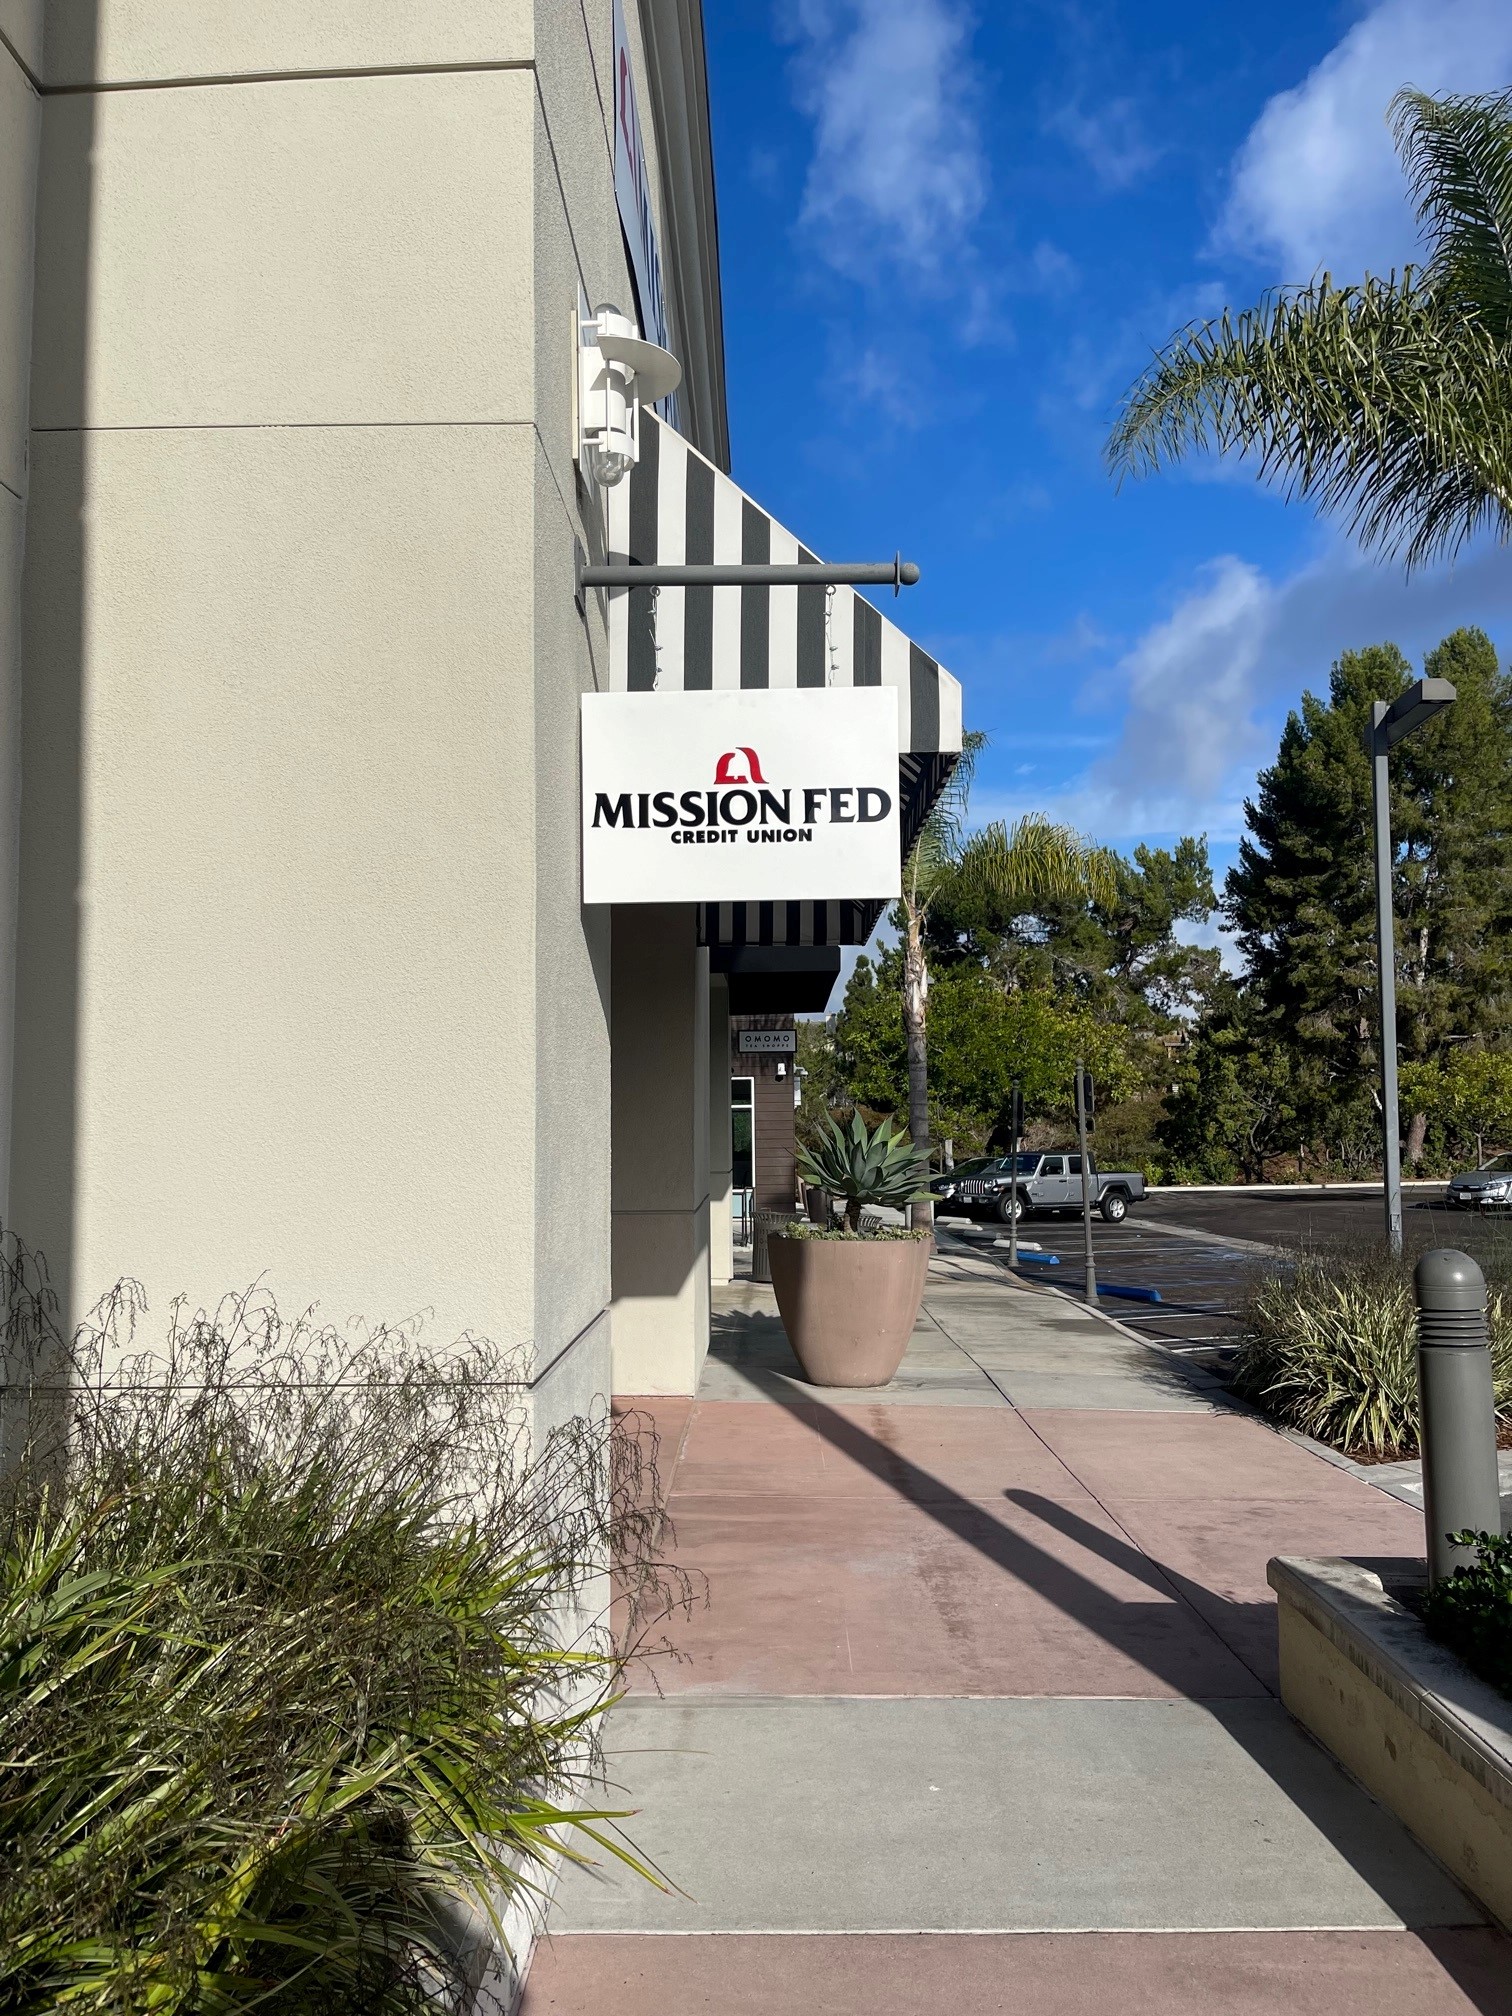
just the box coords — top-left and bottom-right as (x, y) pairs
(577, 301), (682, 490)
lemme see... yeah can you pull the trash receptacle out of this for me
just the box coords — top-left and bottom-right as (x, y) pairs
(752, 1209), (792, 1285)
(804, 1185), (833, 1226)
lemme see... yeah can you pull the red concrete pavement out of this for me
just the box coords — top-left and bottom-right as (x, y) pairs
(542, 1324), (1511, 2012)
(625, 1395), (1421, 1700)
(523, 1929), (1512, 2015)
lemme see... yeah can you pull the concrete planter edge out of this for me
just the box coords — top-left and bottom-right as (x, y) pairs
(1268, 1554), (1512, 1928)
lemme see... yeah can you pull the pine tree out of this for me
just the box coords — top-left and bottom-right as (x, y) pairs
(1225, 628), (1512, 1170)
(924, 838), (1219, 1026)
(1395, 627), (1512, 1155)
(1224, 644), (1410, 1150)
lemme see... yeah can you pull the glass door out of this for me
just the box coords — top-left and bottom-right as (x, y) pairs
(731, 1076), (755, 1243)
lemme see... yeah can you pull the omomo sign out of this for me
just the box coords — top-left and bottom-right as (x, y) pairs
(581, 689), (901, 904)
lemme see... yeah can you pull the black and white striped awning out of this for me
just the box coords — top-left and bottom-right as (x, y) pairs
(603, 412), (962, 948)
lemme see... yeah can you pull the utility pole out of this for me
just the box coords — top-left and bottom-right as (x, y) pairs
(1006, 1081), (1023, 1271)
(1366, 679), (1456, 1256)
(1075, 1063), (1097, 1308)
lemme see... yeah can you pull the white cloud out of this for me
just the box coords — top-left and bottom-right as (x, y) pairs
(1075, 554), (1272, 837)
(1029, 240), (1079, 295)
(840, 344), (920, 424)
(977, 540), (1512, 845)
(1219, 0), (1512, 279)
(1045, 96), (1161, 191)
(1174, 913), (1244, 978)
(781, 0), (986, 276)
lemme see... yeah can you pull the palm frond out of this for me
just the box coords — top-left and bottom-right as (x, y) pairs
(1392, 87), (1512, 338)
(956, 814), (1116, 910)
(1107, 276), (1512, 568)
(906, 729), (986, 903)
(1109, 88), (1512, 569)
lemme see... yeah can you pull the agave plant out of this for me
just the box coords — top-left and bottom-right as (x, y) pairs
(797, 1112), (930, 1233)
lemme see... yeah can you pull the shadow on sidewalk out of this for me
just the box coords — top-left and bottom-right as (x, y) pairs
(704, 1298), (1227, 1410)
(630, 1335), (1487, 1944)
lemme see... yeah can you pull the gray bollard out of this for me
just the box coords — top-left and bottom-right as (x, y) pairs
(1414, 1248), (1503, 1585)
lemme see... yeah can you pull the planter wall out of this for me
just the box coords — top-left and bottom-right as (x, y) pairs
(1269, 1555), (1512, 1929)
(768, 1234), (931, 1387)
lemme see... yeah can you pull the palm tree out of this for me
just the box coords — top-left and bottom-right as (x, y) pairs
(900, 734), (1114, 1222)
(1107, 88), (1512, 568)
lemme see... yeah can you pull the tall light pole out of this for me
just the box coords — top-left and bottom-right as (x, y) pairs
(1367, 677), (1456, 1256)
(1074, 1063), (1097, 1308)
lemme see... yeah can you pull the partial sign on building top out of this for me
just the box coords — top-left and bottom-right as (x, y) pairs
(581, 689), (902, 905)
(612, 0), (683, 430)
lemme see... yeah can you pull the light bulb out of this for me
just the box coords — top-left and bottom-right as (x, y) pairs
(584, 440), (636, 487)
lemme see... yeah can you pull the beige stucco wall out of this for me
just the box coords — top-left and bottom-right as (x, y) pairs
(6, 5), (700, 1383)
(1276, 1592), (1512, 1929)
(0, 25), (35, 1226)
(14, 424), (541, 1339)
(36, 5), (533, 86)
(708, 973), (732, 1285)
(30, 71), (537, 434)
(610, 906), (710, 1393)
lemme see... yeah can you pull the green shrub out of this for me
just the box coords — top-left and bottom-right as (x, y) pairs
(0, 1251), (674, 2014)
(1234, 1253), (1512, 1459)
(1422, 1531), (1512, 1700)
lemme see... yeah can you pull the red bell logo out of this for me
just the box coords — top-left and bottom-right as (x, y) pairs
(713, 747), (767, 785)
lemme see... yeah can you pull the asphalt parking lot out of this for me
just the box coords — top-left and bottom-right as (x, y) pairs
(944, 1179), (1512, 1374)
(1143, 1181), (1512, 1267)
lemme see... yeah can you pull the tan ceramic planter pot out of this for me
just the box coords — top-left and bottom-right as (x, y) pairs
(767, 1234), (932, 1387)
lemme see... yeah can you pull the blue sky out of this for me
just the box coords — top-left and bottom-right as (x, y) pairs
(702, 0), (1512, 928)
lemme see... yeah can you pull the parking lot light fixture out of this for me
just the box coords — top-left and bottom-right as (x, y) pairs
(1367, 678), (1456, 1256)
(1379, 676), (1457, 748)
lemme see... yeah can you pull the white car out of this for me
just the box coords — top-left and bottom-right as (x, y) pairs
(1446, 1154), (1512, 1211)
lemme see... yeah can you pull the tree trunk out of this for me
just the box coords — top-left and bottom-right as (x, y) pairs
(902, 901), (933, 1230)
(1405, 1110), (1428, 1167)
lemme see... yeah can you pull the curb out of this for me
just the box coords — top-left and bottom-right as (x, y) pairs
(920, 1225), (1479, 1521)
(1147, 1180), (1447, 1196)
(1007, 1266), (1452, 1514)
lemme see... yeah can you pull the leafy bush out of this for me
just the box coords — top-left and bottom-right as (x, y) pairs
(1401, 1050), (1512, 1171)
(1234, 1252), (1512, 1458)
(1422, 1531), (1512, 1700)
(796, 1111), (929, 1230)
(0, 1246), (674, 2014)
(832, 953), (1138, 1151)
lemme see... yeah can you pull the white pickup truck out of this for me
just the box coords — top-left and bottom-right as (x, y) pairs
(935, 1151), (1147, 1225)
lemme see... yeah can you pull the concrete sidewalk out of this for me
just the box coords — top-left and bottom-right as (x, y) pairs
(524, 1265), (1512, 2013)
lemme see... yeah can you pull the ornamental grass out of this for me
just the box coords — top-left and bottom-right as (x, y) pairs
(1234, 1250), (1512, 1460)
(0, 1236), (676, 2014)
